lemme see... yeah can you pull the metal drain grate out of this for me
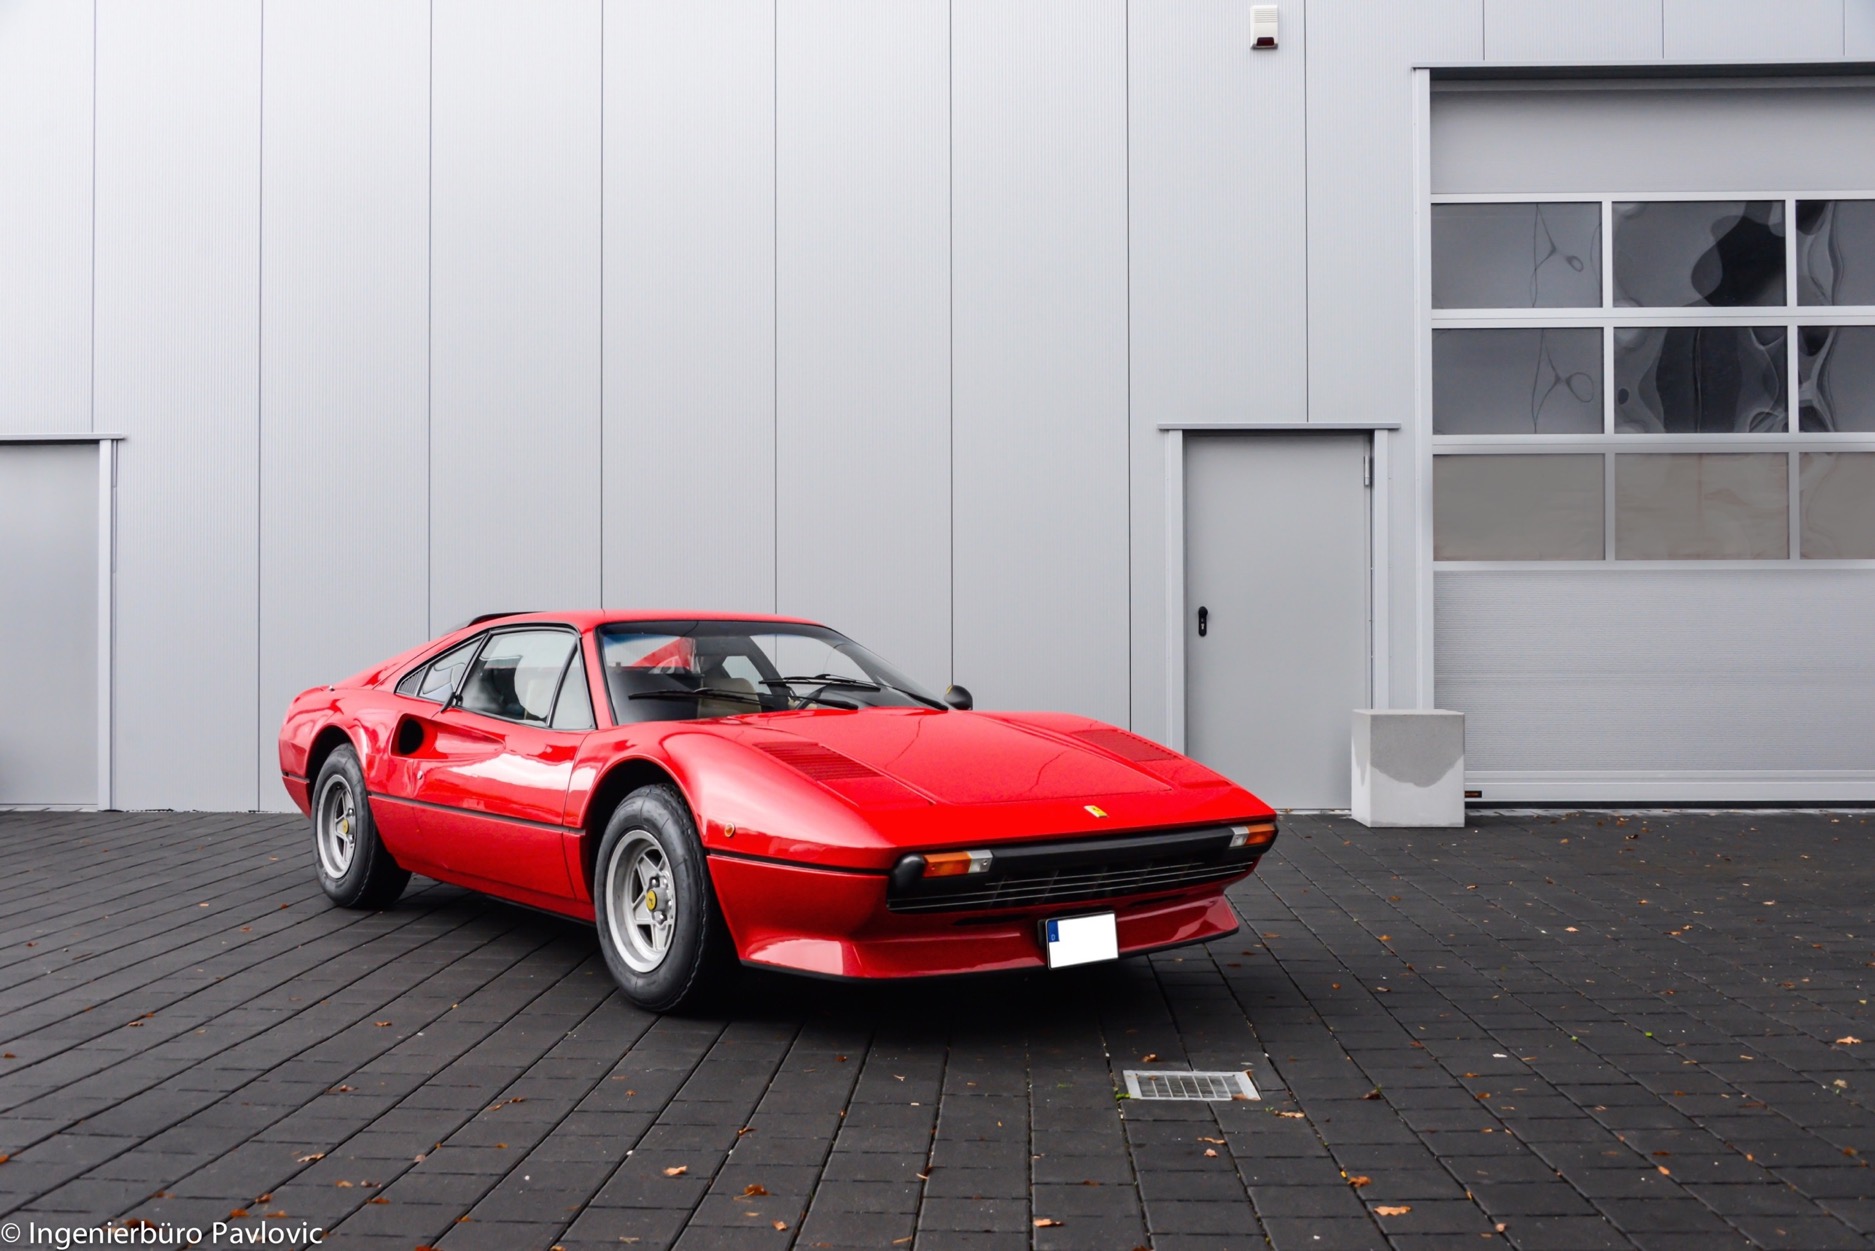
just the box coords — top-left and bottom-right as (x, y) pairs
(1123, 1070), (1259, 1101)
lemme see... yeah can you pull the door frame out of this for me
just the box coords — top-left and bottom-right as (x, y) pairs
(0, 433), (121, 810)
(1160, 422), (1397, 756)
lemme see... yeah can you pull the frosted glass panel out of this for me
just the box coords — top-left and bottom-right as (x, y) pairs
(1434, 328), (1603, 434)
(1797, 200), (1875, 306)
(1798, 325), (1875, 432)
(1434, 455), (1605, 561)
(1615, 453), (1787, 560)
(1613, 201), (1784, 308)
(1614, 325), (1787, 433)
(1800, 453), (1875, 559)
(1432, 202), (1601, 309)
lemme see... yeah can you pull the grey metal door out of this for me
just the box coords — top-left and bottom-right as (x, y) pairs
(0, 444), (98, 806)
(1185, 433), (1369, 808)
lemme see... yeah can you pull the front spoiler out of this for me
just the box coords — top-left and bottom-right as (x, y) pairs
(708, 852), (1247, 979)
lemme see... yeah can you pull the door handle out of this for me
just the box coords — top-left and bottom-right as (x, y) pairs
(1197, 605), (1208, 638)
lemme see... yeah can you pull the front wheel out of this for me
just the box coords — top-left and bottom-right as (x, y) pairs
(593, 784), (731, 1012)
(310, 745), (410, 909)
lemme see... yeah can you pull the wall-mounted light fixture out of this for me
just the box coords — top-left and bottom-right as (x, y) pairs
(1252, 4), (1278, 50)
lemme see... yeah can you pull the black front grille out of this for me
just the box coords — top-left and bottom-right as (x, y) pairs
(885, 822), (1271, 915)
(887, 857), (1251, 914)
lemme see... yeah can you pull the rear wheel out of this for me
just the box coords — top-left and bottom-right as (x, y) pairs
(593, 784), (731, 1012)
(311, 745), (410, 909)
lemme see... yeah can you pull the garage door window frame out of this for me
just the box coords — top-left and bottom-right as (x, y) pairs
(1430, 186), (1875, 573)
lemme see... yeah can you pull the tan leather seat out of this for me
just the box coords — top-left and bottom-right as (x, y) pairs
(697, 676), (757, 719)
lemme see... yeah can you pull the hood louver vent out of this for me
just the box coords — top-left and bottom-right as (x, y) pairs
(754, 741), (883, 782)
(1073, 728), (1177, 763)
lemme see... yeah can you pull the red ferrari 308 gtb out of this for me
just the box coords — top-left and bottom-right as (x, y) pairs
(278, 612), (1279, 1011)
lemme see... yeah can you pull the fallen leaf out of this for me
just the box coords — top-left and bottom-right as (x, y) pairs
(742, 1184), (768, 1196)
(336, 1180), (353, 1189)
(737, 1126), (754, 1136)
(1202, 1148), (1217, 1158)
(1374, 1205), (1411, 1216)
(374, 1021), (392, 1028)
(295, 1153), (324, 1164)
(663, 1166), (688, 1177)
(1349, 1175), (1372, 1188)
(1276, 1110), (1306, 1119)
(1197, 1136), (1226, 1144)
(227, 1210), (248, 1220)
(772, 1221), (788, 1231)
(1033, 1218), (1062, 1228)
(265, 1211), (287, 1219)
(368, 1197), (388, 1205)
(1362, 1088), (1383, 1101)
(1565, 927), (1578, 933)
(1140, 1053), (1160, 1063)
(1657, 1165), (1671, 1175)
(1837, 1036), (1863, 1046)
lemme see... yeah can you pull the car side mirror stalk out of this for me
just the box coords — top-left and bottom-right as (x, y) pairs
(943, 684), (973, 711)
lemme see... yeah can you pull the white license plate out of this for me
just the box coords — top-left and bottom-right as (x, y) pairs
(1043, 911), (1118, 969)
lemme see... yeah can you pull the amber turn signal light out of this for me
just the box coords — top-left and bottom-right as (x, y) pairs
(1228, 822), (1277, 849)
(922, 850), (994, 877)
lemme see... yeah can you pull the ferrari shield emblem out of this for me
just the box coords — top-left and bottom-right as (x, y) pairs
(1084, 804), (1108, 819)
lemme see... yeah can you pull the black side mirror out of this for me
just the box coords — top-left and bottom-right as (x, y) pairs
(943, 684), (973, 711)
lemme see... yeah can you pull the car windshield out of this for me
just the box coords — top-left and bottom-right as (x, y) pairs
(596, 621), (945, 724)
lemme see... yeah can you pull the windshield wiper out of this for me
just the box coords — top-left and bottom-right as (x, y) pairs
(629, 687), (765, 705)
(766, 673), (946, 710)
(766, 674), (881, 691)
(629, 686), (857, 711)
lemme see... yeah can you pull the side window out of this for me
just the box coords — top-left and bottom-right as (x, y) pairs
(551, 647), (597, 731)
(399, 637), (482, 703)
(458, 630), (578, 725)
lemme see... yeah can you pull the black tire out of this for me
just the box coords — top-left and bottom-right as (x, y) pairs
(593, 784), (732, 1013)
(310, 745), (410, 910)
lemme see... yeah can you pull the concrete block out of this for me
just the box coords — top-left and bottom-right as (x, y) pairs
(1351, 710), (1465, 828)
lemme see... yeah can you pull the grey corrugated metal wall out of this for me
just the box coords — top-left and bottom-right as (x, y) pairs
(0, 0), (1869, 810)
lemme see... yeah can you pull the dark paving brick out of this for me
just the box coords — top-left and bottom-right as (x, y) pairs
(1, 810), (1873, 1249)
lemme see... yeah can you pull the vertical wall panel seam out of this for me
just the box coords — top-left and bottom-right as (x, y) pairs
(92, 0), (103, 798)
(89, 1), (98, 436)
(426, 0), (435, 636)
(772, 0), (779, 616)
(597, 0), (605, 607)
(1301, 0), (1310, 427)
(1122, 0), (1132, 728)
(255, 0), (267, 811)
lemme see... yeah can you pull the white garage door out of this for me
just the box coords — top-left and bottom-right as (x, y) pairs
(1429, 80), (1875, 803)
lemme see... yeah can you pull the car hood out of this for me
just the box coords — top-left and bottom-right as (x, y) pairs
(744, 708), (1172, 805)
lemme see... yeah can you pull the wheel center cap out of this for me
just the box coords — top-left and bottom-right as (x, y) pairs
(646, 888), (658, 912)
(339, 818), (350, 836)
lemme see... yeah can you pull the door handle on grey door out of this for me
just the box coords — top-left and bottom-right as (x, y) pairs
(1197, 606), (1208, 638)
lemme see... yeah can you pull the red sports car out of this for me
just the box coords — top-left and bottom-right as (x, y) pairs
(278, 612), (1278, 1011)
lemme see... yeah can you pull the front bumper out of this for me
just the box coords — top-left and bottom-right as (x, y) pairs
(707, 843), (1258, 979)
